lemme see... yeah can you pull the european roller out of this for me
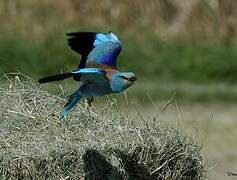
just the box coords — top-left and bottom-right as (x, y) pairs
(39, 32), (136, 119)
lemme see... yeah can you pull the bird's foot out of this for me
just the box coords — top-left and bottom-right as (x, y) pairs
(85, 97), (93, 109)
(87, 97), (94, 107)
(84, 98), (99, 118)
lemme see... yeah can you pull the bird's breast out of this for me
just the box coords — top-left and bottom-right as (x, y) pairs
(105, 69), (117, 80)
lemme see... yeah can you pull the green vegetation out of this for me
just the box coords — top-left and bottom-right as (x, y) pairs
(122, 38), (237, 82)
(2, 32), (237, 102)
(1, 33), (237, 83)
(1, 0), (237, 83)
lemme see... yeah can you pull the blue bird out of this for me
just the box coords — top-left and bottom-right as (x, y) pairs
(39, 32), (136, 119)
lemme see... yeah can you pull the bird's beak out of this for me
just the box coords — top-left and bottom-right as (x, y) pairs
(129, 76), (137, 82)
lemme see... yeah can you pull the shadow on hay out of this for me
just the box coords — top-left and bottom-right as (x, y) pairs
(83, 146), (204, 180)
(83, 149), (124, 180)
(83, 149), (153, 180)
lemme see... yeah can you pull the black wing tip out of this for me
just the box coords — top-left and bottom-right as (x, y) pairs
(66, 32), (99, 56)
(66, 31), (117, 38)
(66, 32), (98, 37)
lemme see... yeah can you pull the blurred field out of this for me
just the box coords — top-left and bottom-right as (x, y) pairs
(127, 102), (237, 180)
(1, 0), (237, 83)
(1, 1), (237, 179)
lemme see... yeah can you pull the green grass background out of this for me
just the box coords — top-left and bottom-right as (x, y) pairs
(1, 32), (237, 83)
(1, 0), (237, 86)
(2, 32), (237, 102)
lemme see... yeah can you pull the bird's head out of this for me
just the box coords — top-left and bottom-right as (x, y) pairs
(110, 72), (137, 93)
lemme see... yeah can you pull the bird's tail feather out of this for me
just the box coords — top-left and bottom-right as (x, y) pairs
(60, 90), (81, 119)
(38, 73), (73, 83)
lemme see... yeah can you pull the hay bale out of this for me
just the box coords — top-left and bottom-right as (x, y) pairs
(0, 74), (206, 179)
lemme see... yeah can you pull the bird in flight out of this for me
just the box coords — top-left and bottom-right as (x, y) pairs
(39, 32), (136, 119)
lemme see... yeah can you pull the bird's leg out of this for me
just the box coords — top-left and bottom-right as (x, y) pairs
(85, 97), (94, 114)
(87, 97), (94, 107)
(84, 99), (88, 110)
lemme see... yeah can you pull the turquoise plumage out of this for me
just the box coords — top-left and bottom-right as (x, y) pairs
(39, 31), (136, 119)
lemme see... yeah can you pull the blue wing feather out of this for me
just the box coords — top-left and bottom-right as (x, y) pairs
(87, 41), (121, 68)
(60, 68), (110, 119)
(67, 31), (122, 69)
(93, 33), (120, 46)
(72, 68), (106, 74)
(72, 68), (109, 83)
(60, 89), (81, 119)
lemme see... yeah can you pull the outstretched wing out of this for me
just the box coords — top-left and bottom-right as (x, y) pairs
(39, 68), (110, 83)
(72, 68), (110, 85)
(72, 68), (112, 96)
(67, 32), (122, 69)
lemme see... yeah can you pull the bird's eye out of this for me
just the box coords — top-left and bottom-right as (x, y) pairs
(121, 76), (128, 80)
